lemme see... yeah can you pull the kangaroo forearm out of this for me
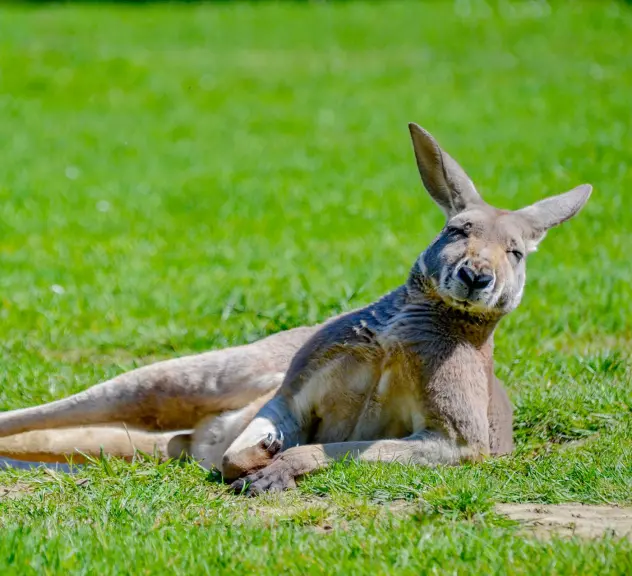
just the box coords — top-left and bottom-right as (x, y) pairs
(278, 433), (466, 476)
(232, 433), (470, 495)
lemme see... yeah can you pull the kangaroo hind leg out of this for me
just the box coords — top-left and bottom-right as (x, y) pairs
(0, 426), (188, 465)
(0, 352), (286, 437)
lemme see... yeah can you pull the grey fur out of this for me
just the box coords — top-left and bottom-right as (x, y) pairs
(0, 123), (591, 495)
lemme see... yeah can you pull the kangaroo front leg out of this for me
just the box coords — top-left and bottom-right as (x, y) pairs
(231, 431), (468, 495)
(220, 395), (304, 480)
(191, 388), (279, 471)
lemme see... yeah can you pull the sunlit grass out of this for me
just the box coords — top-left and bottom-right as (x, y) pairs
(1, 1), (631, 573)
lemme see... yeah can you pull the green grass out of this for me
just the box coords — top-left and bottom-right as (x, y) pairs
(1, 0), (631, 573)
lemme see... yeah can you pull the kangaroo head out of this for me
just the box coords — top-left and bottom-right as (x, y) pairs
(409, 123), (592, 315)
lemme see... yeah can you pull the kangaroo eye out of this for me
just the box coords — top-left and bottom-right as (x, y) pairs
(508, 249), (524, 263)
(447, 226), (468, 238)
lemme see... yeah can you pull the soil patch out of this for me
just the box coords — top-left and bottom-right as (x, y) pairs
(0, 484), (32, 501)
(496, 503), (632, 540)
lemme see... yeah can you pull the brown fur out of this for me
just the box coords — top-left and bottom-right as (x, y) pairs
(0, 426), (184, 464)
(0, 123), (591, 496)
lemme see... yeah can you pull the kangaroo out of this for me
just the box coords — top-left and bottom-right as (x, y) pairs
(0, 124), (591, 494)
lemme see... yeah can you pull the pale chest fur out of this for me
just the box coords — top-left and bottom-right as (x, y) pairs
(292, 345), (429, 444)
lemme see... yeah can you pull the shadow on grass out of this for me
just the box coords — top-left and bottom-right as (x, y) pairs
(0, 456), (75, 472)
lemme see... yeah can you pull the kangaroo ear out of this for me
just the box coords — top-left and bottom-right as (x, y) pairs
(516, 184), (592, 251)
(408, 123), (485, 218)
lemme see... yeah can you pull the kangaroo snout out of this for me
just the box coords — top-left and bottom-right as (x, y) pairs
(456, 263), (494, 293)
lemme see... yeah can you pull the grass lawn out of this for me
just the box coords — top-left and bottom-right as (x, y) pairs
(1, 0), (631, 573)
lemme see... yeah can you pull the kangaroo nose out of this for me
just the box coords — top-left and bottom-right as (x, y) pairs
(473, 273), (494, 290)
(457, 266), (493, 290)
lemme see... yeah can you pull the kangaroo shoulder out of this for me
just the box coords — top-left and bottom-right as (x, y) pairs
(282, 287), (406, 389)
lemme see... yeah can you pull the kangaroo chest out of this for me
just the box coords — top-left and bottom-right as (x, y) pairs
(308, 348), (428, 444)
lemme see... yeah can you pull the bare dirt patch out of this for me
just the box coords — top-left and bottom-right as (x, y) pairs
(0, 484), (32, 501)
(496, 503), (632, 540)
(247, 497), (632, 540)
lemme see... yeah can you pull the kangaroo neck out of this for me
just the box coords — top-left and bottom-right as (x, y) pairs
(394, 262), (504, 349)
